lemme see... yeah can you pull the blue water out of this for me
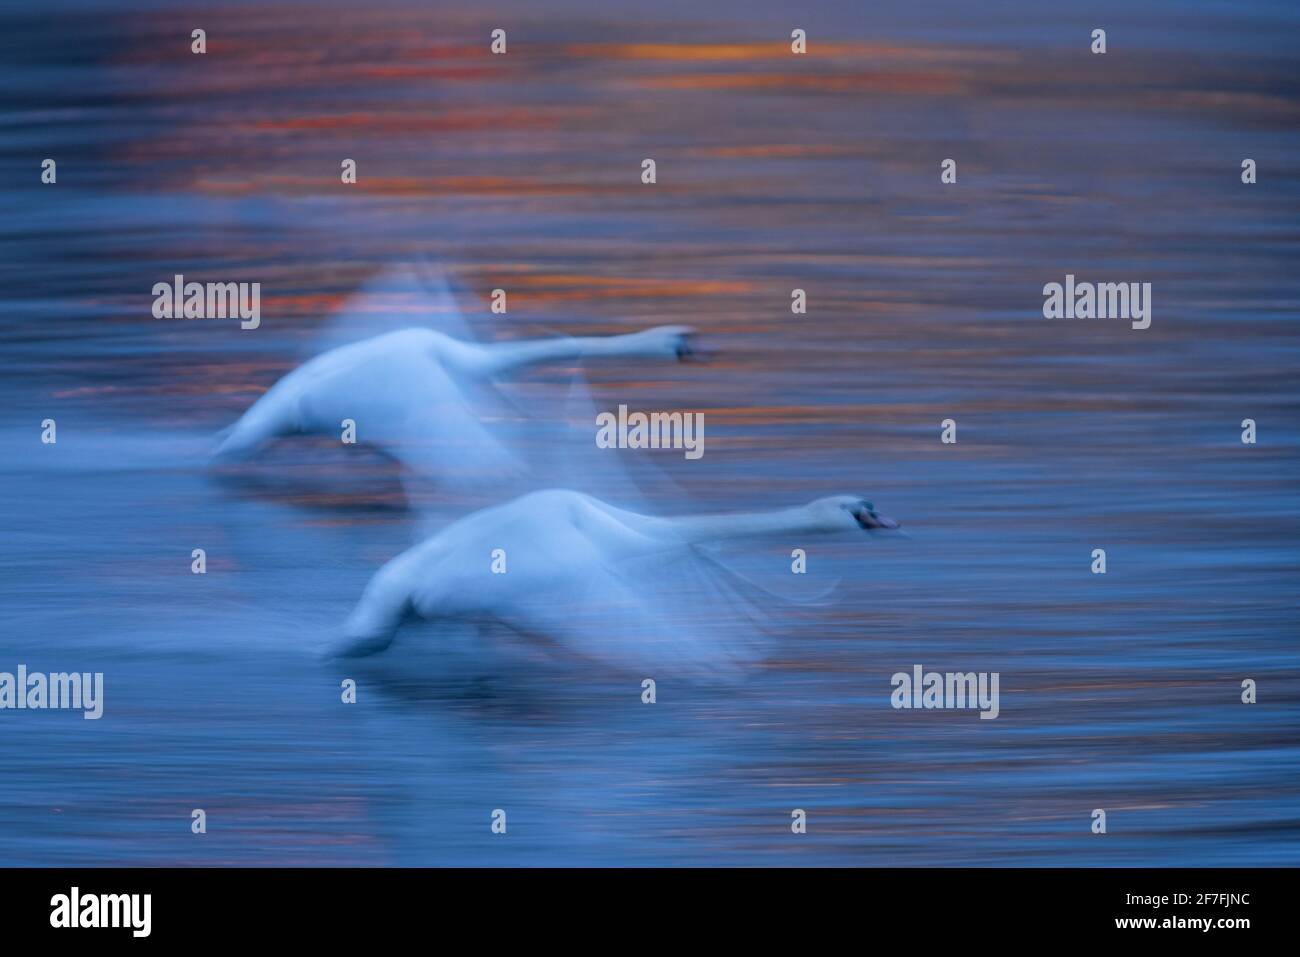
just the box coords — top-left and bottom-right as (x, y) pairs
(0, 0), (1297, 865)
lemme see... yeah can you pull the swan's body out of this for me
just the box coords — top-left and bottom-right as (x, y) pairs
(214, 323), (695, 483)
(332, 489), (899, 675)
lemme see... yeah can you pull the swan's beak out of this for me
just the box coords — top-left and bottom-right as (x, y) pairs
(675, 334), (713, 363)
(854, 505), (899, 532)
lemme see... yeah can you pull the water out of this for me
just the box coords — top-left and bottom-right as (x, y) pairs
(1, 0), (1298, 866)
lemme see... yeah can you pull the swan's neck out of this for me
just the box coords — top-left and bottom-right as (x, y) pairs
(477, 334), (649, 375)
(669, 506), (830, 545)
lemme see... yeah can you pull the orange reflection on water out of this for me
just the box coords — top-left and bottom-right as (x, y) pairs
(634, 70), (964, 95)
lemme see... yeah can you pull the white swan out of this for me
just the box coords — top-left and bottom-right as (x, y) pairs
(212, 263), (696, 489)
(214, 324), (695, 474)
(330, 489), (900, 675)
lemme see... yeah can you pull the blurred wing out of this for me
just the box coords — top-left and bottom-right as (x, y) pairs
(382, 361), (526, 484)
(506, 542), (779, 680)
(692, 537), (843, 605)
(515, 357), (686, 514)
(310, 259), (482, 356)
(299, 260), (533, 533)
(403, 352), (676, 538)
(393, 360), (531, 536)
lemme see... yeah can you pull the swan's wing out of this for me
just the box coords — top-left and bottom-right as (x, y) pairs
(532, 387), (838, 606)
(513, 357), (687, 513)
(402, 353), (671, 538)
(309, 259), (482, 356)
(297, 259), (529, 521)
(691, 537), (844, 605)
(369, 354), (532, 533)
(500, 540), (780, 680)
(219, 260), (550, 526)
(396, 381), (536, 538)
(380, 359), (526, 484)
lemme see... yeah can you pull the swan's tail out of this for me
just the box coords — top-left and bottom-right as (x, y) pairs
(210, 392), (296, 462)
(211, 421), (262, 461)
(324, 623), (397, 659)
(325, 561), (413, 658)
(324, 597), (403, 657)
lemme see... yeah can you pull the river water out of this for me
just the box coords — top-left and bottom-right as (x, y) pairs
(1, 0), (1297, 865)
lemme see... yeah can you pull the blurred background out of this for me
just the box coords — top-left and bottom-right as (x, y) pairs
(0, 0), (1297, 865)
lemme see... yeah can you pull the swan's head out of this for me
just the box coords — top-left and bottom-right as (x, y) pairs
(630, 325), (700, 361)
(808, 495), (900, 534)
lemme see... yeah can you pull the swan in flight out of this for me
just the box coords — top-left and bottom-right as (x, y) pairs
(212, 263), (697, 492)
(330, 489), (900, 676)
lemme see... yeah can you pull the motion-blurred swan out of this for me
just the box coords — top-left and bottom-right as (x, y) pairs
(213, 319), (696, 483)
(330, 489), (900, 675)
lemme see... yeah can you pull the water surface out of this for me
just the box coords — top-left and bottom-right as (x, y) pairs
(0, 0), (1297, 866)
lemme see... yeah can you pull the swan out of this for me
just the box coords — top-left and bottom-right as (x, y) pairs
(211, 261), (696, 481)
(329, 489), (900, 675)
(212, 321), (697, 480)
